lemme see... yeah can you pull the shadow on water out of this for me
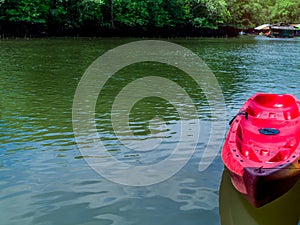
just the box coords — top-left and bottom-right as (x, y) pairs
(219, 169), (300, 225)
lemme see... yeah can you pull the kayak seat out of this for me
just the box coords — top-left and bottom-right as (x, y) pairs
(245, 93), (300, 120)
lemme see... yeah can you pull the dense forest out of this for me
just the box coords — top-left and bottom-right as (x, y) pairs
(0, 0), (299, 37)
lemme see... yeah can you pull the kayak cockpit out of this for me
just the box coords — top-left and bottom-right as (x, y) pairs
(229, 93), (300, 166)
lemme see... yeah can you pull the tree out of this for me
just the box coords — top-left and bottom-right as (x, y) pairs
(111, 0), (190, 28)
(113, 0), (149, 27)
(3, 0), (299, 35)
(189, 0), (230, 28)
(1, 0), (50, 23)
(227, 0), (300, 28)
(271, 0), (300, 23)
(48, 0), (105, 32)
(227, 0), (266, 28)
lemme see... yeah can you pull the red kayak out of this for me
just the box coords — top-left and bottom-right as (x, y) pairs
(222, 93), (300, 207)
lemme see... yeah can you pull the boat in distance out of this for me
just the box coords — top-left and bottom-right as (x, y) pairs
(222, 93), (300, 207)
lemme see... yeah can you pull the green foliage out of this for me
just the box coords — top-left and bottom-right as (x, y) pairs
(2, 0), (50, 23)
(113, 0), (149, 26)
(112, 0), (190, 28)
(270, 0), (300, 23)
(190, 0), (230, 28)
(0, 0), (299, 34)
(48, 0), (105, 30)
(227, 0), (264, 28)
(228, 0), (300, 28)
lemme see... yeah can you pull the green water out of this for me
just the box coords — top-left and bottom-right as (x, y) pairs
(1, 37), (300, 225)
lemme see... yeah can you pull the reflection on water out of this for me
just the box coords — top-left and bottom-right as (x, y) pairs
(219, 169), (300, 225)
(1, 37), (300, 224)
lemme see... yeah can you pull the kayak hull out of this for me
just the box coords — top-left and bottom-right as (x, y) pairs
(226, 164), (300, 207)
(222, 93), (300, 207)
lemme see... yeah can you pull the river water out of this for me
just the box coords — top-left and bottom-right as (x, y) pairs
(1, 37), (300, 225)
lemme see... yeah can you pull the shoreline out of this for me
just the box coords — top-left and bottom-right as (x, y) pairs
(0, 23), (241, 39)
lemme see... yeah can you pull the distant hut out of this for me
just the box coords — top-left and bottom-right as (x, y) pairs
(254, 24), (270, 35)
(291, 24), (300, 36)
(269, 22), (294, 38)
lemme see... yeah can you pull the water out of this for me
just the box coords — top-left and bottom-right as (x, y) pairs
(1, 37), (300, 225)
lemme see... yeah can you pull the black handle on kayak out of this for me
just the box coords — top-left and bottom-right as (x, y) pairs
(259, 128), (280, 135)
(229, 111), (248, 126)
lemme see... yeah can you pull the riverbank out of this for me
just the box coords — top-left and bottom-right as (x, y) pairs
(0, 21), (240, 38)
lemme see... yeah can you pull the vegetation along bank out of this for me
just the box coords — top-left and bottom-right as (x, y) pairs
(0, 0), (299, 37)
